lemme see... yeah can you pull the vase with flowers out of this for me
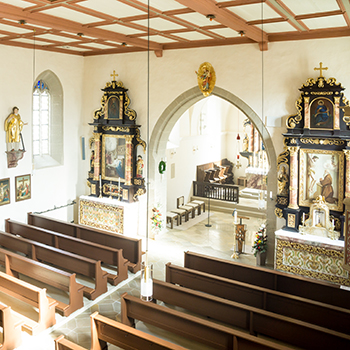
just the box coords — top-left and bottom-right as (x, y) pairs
(252, 223), (267, 266)
(150, 205), (163, 238)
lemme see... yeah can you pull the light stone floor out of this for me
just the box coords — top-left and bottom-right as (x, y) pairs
(15, 210), (266, 350)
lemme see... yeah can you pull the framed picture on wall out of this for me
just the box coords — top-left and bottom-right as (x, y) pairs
(299, 148), (344, 211)
(15, 174), (31, 202)
(0, 178), (10, 206)
(102, 134), (126, 181)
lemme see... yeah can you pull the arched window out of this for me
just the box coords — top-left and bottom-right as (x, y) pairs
(32, 71), (63, 168)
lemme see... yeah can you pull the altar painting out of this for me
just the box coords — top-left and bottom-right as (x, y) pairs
(299, 149), (344, 211)
(102, 135), (126, 181)
(310, 98), (334, 130)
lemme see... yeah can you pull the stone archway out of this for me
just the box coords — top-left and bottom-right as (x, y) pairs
(149, 86), (277, 263)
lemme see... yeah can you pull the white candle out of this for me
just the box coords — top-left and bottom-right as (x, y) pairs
(303, 213), (305, 225)
(234, 209), (237, 223)
(99, 175), (102, 188)
(332, 219), (335, 228)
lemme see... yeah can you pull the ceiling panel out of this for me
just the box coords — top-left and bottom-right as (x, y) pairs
(227, 3), (282, 22)
(282, 0), (340, 15)
(302, 15), (348, 30)
(132, 18), (186, 31)
(41, 7), (105, 24)
(0, 0), (348, 56)
(11, 37), (53, 45)
(79, 0), (145, 17)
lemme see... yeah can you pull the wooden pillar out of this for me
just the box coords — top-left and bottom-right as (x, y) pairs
(288, 146), (299, 209)
(343, 150), (350, 198)
(304, 97), (310, 128)
(125, 135), (133, 186)
(93, 133), (102, 181)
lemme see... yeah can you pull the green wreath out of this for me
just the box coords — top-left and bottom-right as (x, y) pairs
(158, 160), (166, 174)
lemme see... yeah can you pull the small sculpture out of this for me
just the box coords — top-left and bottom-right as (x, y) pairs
(4, 107), (26, 151)
(136, 155), (144, 178)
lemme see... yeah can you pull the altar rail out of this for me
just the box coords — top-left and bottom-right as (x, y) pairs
(193, 181), (239, 203)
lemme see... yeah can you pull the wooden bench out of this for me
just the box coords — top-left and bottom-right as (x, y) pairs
(0, 247), (84, 317)
(6, 219), (128, 286)
(170, 208), (188, 224)
(120, 292), (295, 350)
(177, 196), (201, 216)
(0, 270), (57, 336)
(28, 212), (142, 273)
(55, 312), (188, 350)
(0, 230), (107, 300)
(0, 302), (24, 350)
(166, 212), (180, 229)
(190, 199), (205, 214)
(165, 263), (350, 335)
(184, 251), (350, 310)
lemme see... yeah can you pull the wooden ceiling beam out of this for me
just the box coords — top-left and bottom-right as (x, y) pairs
(175, 0), (268, 44)
(0, 2), (162, 51)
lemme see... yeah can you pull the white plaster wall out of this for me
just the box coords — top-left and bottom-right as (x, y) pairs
(0, 46), (84, 230)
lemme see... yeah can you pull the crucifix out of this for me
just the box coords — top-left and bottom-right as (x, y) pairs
(110, 70), (118, 81)
(314, 62), (328, 78)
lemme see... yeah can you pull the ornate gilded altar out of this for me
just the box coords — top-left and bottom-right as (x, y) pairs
(275, 63), (350, 239)
(87, 72), (146, 203)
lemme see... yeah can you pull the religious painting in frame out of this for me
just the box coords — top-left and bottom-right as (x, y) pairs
(0, 178), (10, 206)
(309, 97), (334, 130)
(105, 95), (123, 120)
(299, 149), (344, 211)
(15, 174), (31, 202)
(102, 134), (126, 182)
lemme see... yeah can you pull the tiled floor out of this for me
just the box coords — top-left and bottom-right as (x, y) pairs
(15, 210), (266, 350)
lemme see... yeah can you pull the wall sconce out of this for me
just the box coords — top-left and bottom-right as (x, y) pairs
(193, 146), (199, 152)
(170, 149), (176, 157)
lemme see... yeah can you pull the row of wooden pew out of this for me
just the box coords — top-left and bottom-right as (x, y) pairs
(0, 212), (143, 349)
(56, 251), (350, 349)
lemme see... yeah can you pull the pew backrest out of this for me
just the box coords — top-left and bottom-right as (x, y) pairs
(28, 212), (142, 273)
(0, 270), (57, 335)
(0, 247), (84, 316)
(184, 250), (350, 309)
(0, 302), (23, 350)
(0, 230), (107, 300)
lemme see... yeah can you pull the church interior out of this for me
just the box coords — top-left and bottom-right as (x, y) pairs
(1, 0), (350, 349)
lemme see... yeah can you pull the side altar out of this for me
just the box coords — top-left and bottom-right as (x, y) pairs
(275, 63), (350, 283)
(82, 72), (147, 235)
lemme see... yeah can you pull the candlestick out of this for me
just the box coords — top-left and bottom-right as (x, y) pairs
(302, 213), (305, 226)
(99, 175), (102, 198)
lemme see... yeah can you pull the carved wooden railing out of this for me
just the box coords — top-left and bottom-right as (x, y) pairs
(193, 181), (239, 203)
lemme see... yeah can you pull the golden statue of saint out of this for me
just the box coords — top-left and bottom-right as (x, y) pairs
(5, 107), (25, 148)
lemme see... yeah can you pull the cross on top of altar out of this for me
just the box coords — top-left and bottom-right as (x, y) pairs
(314, 62), (328, 78)
(110, 70), (118, 81)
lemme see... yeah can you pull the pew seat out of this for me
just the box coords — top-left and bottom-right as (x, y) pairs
(166, 212), (180, 229)
(0, 270), (57, 336)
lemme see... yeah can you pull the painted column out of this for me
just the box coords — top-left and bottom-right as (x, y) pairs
(93, 133), (102, 181)
(334, 97), (340, 129)
(288, 146), (299, 209)
(249, 123), (254, 152)
(304, 97), (310, 128)
(343, 150), (350, 198)
(125, 135), (133, 186)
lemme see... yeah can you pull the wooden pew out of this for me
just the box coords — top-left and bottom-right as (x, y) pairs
(121, 292), (295, 350)
(54, 335), (87, 350)
(0, 247), (84, 317)
(156, 276), (350, 349)
(6, 219), (128, 286)
(0, 230), (107, 300)
(0, 270), (57, 335)
(184, 251), (350, 310)
(55, 312), (188, 350)
(27, 212), (142, 273)
(165, 263), (350, 334)
(0, 302), (24, 350)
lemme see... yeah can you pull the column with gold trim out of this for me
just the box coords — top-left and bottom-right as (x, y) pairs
(334, 96), (340, 130)
(344, 149), (350, 198)
(288, 146), (299, 209)
(125, 135), (133, 186)
(304, 97), (310, 128)
(93, 133), (102, 181)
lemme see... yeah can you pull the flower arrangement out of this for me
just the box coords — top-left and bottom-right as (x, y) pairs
(151, 206), (163, 231)
(252, 223), (267, 256)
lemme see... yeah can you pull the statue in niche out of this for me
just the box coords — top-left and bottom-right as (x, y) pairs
(243, 133), (249, 152)
(4, 107), (26, 151)
(277, 165), (289, 196)
(136, 155), (144, 178)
